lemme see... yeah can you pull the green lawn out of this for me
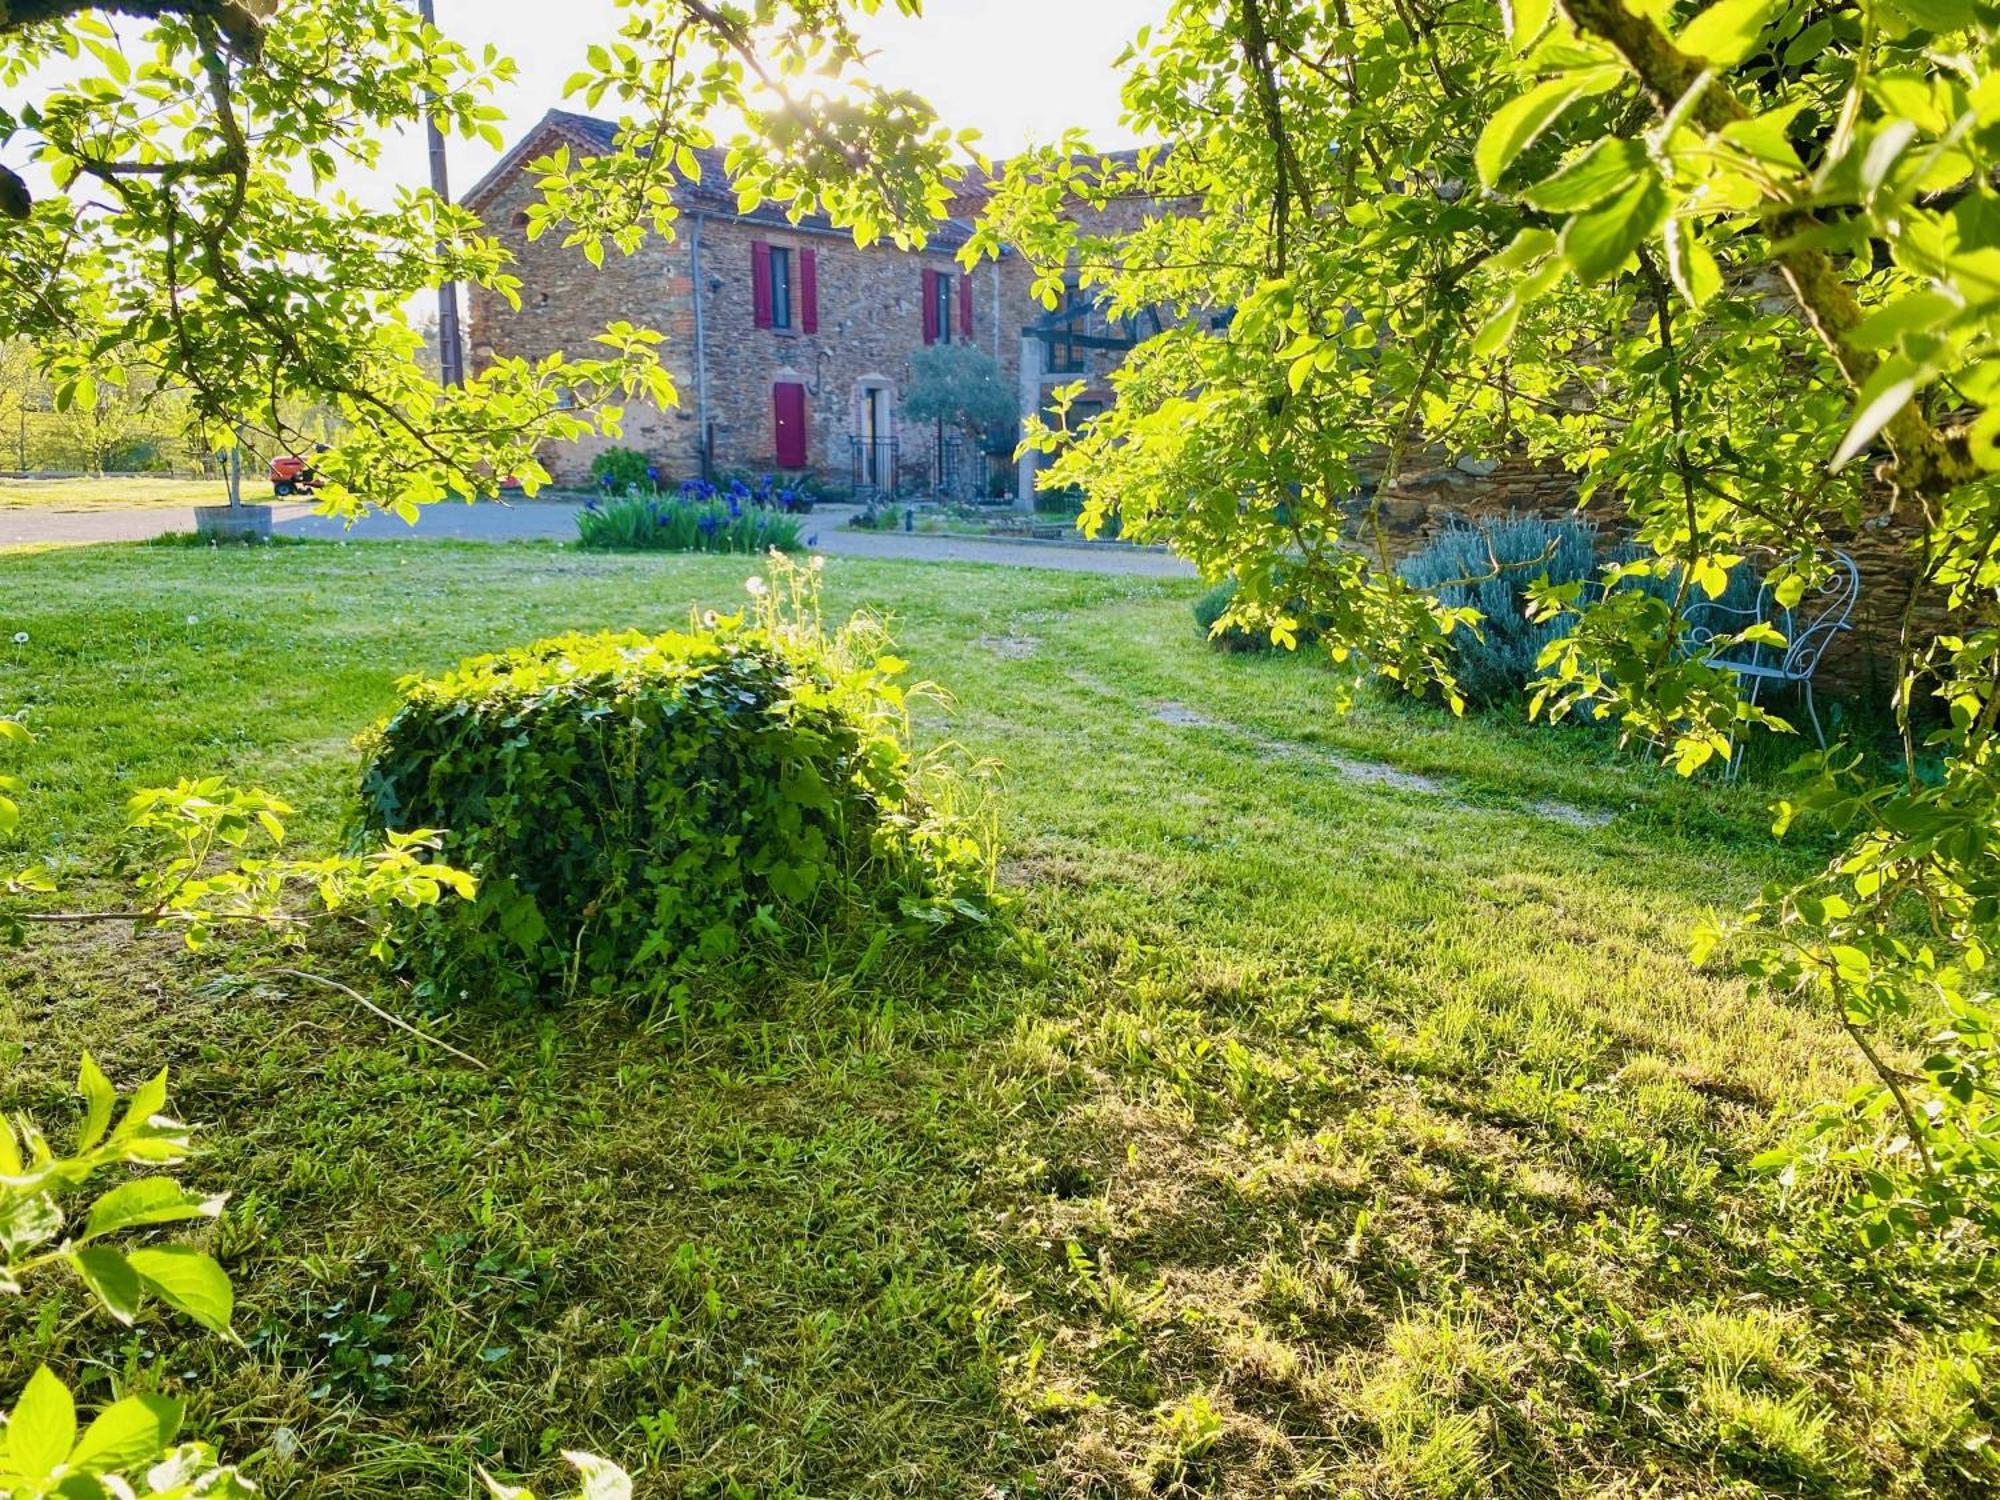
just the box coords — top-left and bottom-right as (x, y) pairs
(0, 475), (231, 511)
(0, 542), (1991, 1498)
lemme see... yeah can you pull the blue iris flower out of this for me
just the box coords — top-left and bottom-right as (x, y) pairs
(698, 514), (719, 535)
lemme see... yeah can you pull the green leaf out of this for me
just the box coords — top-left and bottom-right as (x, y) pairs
(1664, 217), (1721, 306)
(1832, 357), (1924, 470)
(125, 1246), (233, 1334)
(83, 1178), (223, 1241)
(0, 1190), (62, 1260)
(1475, 68), (1623, 187)
(1849, 291), (1959, 350)
(1881, 0), (1973, 31)
(1719, 103), (1807, 168)
(1676, 0), (1781, 64)
(67, 1394), (180, 1476)
(1503, 0), (1553, 48)
(1783, 16), (1833, 63)
(1473, 256), (1565, 354)
(1487, 226), (1558, 275)
(71, 1245), (144, 1324)
(1472, 300), (1526, 357)
(6, 1366), (77, 1484)
(1691, 556), (1732, 599)
(77, 1052), (115, 1152)
(480, 1470), (535, 1500)
(111, 1067), (168, 1143)
(1558, 172), (1669, 282)
(1523, 137), (1647, 213)
(1858, 119), (1919, 199)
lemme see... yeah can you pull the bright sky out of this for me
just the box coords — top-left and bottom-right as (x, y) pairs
(374, 0), (1158, 208)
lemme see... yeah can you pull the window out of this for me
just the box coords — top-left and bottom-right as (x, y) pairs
(769, 246), (793, 330)
(925, 269), (955, 344)
(1047, 283), (1089, 373)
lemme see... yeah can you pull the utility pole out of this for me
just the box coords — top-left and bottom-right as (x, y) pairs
(417, 0), (465, 388)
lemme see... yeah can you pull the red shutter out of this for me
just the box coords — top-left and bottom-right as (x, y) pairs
(800, 248), (818, 334)
(751, 241), (772, 329)
(773, 381), (808, 469)
(921, 269), (939, 345)
(959, 273), (974, 339)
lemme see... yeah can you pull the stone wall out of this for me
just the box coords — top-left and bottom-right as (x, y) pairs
(468, 120), (1012, 491)
(465, 120), (1186, 498)
(685, 212), (1002, 489)
(467, 163), (697, 485)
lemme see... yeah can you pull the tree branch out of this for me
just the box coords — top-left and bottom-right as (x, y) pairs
(1559, 0), (1975, 501)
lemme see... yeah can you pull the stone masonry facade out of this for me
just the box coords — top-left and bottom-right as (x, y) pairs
(464, 110), (1160, 501)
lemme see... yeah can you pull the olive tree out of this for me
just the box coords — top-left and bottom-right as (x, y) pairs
(903, 341), (1017, 496)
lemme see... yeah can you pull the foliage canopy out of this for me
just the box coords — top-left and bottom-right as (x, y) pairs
(0, 0), (970, 516)
(902, 342), (1019, 434)
(972, 0), (2000, 1246)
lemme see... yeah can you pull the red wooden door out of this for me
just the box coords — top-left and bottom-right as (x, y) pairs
(773, 382), (807, 469)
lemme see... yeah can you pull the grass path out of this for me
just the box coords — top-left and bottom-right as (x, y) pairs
(0, 543), (1991, 1498)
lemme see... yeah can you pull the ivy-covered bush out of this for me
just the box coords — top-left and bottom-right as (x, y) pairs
(587, 446), (653, 493)
(1398, 515), (1599, 704)
(356, 558), (997, 1003)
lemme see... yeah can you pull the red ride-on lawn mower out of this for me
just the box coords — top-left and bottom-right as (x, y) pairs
(268, 446), (327, 498)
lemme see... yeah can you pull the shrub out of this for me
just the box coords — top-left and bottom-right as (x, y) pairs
(1192, 576), (1319, 652)
(1193, 580), (1270, 652)
(588, 446), (654, 493)
(356, 557), (998, 1003)
(1398, 514), (1599, 703)
(574, 492), (805, 553)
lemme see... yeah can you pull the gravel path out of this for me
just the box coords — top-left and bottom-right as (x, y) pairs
(0, 499), (1197, 577)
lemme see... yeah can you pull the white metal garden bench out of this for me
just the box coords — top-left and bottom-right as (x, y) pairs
(1682, 550), (1859, 767)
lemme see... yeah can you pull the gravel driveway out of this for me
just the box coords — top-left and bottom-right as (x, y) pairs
(0, 499), (1196, 577)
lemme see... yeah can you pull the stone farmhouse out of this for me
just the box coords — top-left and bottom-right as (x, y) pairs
(464, 110), (1160, 503)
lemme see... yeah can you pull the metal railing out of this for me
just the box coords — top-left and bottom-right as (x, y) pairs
(850, 436), (899, 499)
